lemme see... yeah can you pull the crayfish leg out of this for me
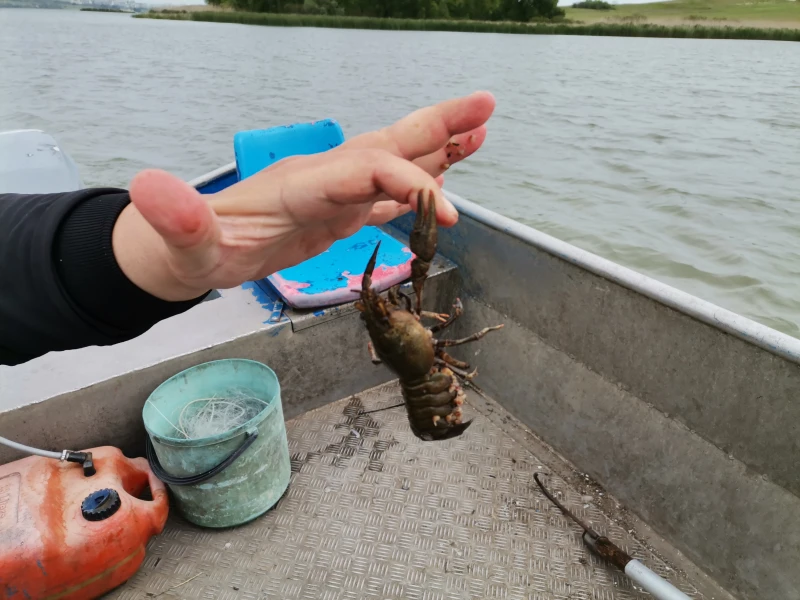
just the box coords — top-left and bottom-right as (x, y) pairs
(367, 341), (381, 365)
(435, 324), (505, 348)
(437, 349), (469, 370)
(434, 357), (478, 381)
(429, 298), (464, 334)
(421, 310), (449, 323)
(387, 285), (400, 307)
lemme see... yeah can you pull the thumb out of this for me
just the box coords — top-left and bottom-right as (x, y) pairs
(128, 169), (218, 252)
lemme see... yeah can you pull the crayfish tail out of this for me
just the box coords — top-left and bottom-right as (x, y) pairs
(413, 419), (474, 442)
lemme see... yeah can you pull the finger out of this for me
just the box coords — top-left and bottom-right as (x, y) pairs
(341, 91), (495, 162)
(413, 125), (487, 177)
(367, 169), (443, 225)
(129, 169), (220, 257)
(260, 148), (458, 226)
(211, 149), (459, 234)
(368, 163), (444, 226)
(366, 201), (412, 226)
(368, 158), (444, 207)
(320, 149), (459, 226)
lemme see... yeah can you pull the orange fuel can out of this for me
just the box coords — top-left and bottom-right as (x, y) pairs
(0, 446), (169, 599)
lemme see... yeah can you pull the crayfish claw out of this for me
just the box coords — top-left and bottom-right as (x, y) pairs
(409, 189), (436, 259)
(355, 240), (393, 333)
(409, 189), (438, 316)
(362, 240), (381, 292)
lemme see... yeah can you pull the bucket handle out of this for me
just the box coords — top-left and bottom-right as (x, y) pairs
(145, 429), (259, 486)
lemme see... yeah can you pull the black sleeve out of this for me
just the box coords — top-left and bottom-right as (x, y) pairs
(0, 189), (209, 367)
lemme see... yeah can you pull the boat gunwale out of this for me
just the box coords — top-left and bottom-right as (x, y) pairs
(189, 160), (237, 188)
(189, 162), (800, 366)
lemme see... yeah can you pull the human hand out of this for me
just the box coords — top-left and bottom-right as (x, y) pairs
(113, 91), (496, 301)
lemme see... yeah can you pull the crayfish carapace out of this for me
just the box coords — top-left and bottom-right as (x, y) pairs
(355, 189), (504, 442)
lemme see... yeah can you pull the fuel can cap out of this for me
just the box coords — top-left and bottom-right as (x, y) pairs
(81, 488), (122, 522)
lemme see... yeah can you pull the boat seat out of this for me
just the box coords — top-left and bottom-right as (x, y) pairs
(233, 120), (414, 310)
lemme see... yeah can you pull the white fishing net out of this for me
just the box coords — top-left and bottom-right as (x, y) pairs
(148, 390), (268, 440)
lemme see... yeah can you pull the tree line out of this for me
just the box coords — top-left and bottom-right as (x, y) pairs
(571, 0), (614, 9)
(206, 0), (566, 21)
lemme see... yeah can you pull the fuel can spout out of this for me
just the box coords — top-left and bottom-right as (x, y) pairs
(64, 450), (96, 476)
(534, 473), (691, 600)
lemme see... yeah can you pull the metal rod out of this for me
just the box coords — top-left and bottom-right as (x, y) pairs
(534, 472), (597, 534)
(534, 472), (691, 600)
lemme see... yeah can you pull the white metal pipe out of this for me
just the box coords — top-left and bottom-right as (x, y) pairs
(0, 435), (62, 460)
(444, 189), (800, 365)
(625, 559), (692, 600)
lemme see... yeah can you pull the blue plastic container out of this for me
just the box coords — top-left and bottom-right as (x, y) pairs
(233, 119), (345, 180)
(142, 359), (290, 528)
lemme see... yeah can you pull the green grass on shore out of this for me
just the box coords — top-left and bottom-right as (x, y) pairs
(135, 9), (800, 41)
(566, 0), (800, 25)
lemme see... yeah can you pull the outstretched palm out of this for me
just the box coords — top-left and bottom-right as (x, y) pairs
(113, 91), (496, 301)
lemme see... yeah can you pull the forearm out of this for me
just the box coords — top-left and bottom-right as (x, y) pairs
(0, 189), (208, 367)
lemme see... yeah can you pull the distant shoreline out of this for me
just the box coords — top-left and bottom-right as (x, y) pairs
(0, 3), (141, 11)
(80, 7), (132, 12)
(134, 9), (800, 42)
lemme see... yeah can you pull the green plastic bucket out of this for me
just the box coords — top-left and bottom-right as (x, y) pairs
(142, 359), (290, 528)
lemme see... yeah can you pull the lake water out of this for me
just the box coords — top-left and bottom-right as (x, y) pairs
(2, 9), (799, 337)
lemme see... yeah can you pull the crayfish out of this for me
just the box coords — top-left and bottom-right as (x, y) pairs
(355, 189), (504, 441)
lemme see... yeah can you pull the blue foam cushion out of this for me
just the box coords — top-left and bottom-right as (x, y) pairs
(266, 225), (414, 310)
(233, 119), (345, 180)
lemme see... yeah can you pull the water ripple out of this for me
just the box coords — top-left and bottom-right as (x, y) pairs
(2, 10), (800, 338)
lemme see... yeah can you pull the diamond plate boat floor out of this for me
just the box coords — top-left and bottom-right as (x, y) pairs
(108, 381), (727, 600)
